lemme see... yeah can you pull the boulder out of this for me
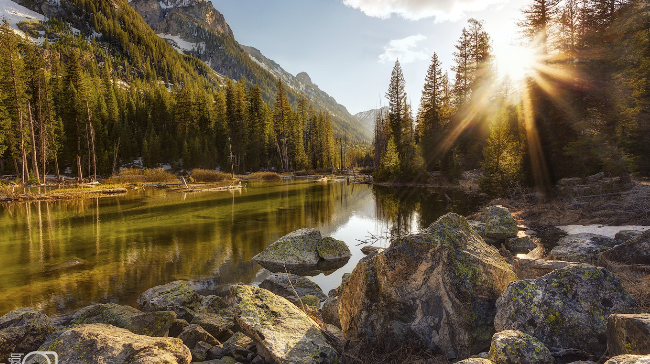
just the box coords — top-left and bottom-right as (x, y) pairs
(607, 314), (650, 356)
(192, 341), (213, 362)
(360, 245), (385, 255)
(484, 206), (519, 240)
(615, 230), (644, 242)
(38, 323), (191, 363)
(137, 280), (204, 321)
(321, 296), (341, 328)
(339, 213), (517, 360)
(505, 235), (538, 254)
(222, 331), (255, 361)
(495, 265), (638, 358)
(253, 228), (323, 266)
(548, 233), (620, 265)
(178, 324), (220, 349)
(70, 303), (176, 337)
(605, 355), (650, 364)
(487, 330), (553, 364)
(231, 285), (338, 363)
(511, 256), (575, 280)
(259, 273), (327, 304)
(191, 295), (235, 342)
(599, 231), (650, 265)
(0, 308), (56, 362)
(317, 237), (351, 260)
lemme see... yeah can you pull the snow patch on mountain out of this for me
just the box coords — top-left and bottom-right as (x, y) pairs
(157, 33), (204, 53)
(0, 0), (45, 30)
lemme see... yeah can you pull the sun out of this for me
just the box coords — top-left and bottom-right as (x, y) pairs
(495, 44), (538, 82)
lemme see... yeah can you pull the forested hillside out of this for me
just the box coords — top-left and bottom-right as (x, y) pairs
(0, 0), (368, 183)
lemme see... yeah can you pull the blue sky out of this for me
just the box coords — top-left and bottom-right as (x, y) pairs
(210, 0), (524, 115)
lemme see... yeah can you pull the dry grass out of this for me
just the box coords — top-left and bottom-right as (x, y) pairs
(191, 169), (231, 182)
(248, 172), (281, 181)
(604, 261), (650, 313)
(105, 168), (177, 183)
(338, 338), (448, 364)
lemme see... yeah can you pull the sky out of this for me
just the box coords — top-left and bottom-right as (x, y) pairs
(210, 0), (526, 115)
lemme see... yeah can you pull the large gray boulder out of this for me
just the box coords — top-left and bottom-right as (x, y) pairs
(231, 285), (338, 364)
(339, 213), (517, 360)
(607, 314), (650, 356)
(484, 206), (519, 240)
(252, 229), (351, 274)
(39, 323), (191, 363)
(599, 231), (650, 265)
(260, 273), (327, 304)
(487, 330), (553, 364)
(0, 308), (57, 362)
(495, 265), (638, 358)
(70, 303), (177, 337)
(137, 280), (204, 321)
(548, 233), (620, 265)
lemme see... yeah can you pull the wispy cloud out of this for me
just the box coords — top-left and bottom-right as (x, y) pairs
(342, 0), (509, 21)
(379, 34), (429, 64)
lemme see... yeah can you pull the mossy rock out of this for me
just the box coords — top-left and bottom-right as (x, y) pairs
(0, 308), (56, 362)
(484, 206), (518, 240)
(137, 280), (204, 321)
(317, 237), (351, 260)
(252, 228), (322, 266)
(487, 330), (553, 364)
(38, 323), (191, 363)
(300, 295), (320, 307)
(495, 265), (638, 358)
(231, 285), (338, 363)
(259, 273), (327, 304)
(339, 213), (517, 360)
(604, 355), (650, 364)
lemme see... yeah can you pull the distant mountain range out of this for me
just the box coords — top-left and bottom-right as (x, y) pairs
(354, 107), (388, 135)
(6, 0), (371, 141)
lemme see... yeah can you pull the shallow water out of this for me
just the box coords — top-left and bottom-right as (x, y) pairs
(0, 180), (482, 316)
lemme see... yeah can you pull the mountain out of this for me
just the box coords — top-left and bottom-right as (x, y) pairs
(128, 0), (371, 141)
(354, 107), (388, 135)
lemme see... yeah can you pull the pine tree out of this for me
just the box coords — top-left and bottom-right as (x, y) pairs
(518, 0), (561, 54)
(418, 53), (445, 170)
(273, 79), (291, 171)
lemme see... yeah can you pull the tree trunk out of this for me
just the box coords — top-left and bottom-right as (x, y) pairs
(27, 101), (40, 184)
(76, 155), (83, 183)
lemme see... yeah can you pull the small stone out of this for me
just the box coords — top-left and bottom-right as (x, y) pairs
(192, 341), (213, 362)
(360, 245), (384, 255)
(487, 330), (553, 364)
(178, 324), (220, 349)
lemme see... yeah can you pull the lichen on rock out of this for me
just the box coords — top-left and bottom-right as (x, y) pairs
(484, 206), (519, 240)
(487, 330), (553, 364)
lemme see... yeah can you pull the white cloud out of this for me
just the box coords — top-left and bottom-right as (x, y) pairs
(342, 0), (509, 21)
(379, 34), (429, 64)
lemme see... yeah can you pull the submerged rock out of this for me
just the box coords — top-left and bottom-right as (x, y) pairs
(495, 265), (638, 358)
(259, 273), (327, 304)
(231, 285), (338, 364)
(484, 206), (519, 240)
(39, 323), (191, 363)
(339, 213), (517, 360)
(137, 280), (203, 321)
(0, 308), (56, 362)
(548, 233), (620, 265)
(607, 314), (650, 356)
(487, 330), (553, 364)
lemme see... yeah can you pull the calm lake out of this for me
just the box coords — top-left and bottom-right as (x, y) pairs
(0, 180), (483, 316)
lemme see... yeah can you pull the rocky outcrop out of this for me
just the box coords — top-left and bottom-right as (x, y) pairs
(259, 273), (327, 304)
(0, 308), (56, 362)
(231, 285), (338, 364)
(191, 295), (235, 342)
(137, 280), (203, 321)
(604, 355), (650, 364)
(339, 213), (517, 360)
(547, 233), (620, 265)
(511, 256), (575, 280)
(487, 330), (553, 364)
(485, 206), (519, 240)
(607, 314), (650, 356)
(70, 303), (176, 337)
(495, 265), (638, 358)
(252, 229), (350, 274)
(599, 231), (650, 265)
(178, 324), (219, 349)
(39, 323), (191, 363)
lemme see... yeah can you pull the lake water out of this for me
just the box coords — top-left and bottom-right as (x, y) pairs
(0, 180), (483, 316)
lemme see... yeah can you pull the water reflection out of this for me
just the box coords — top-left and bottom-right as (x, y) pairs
(0, 181), (482, 316)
